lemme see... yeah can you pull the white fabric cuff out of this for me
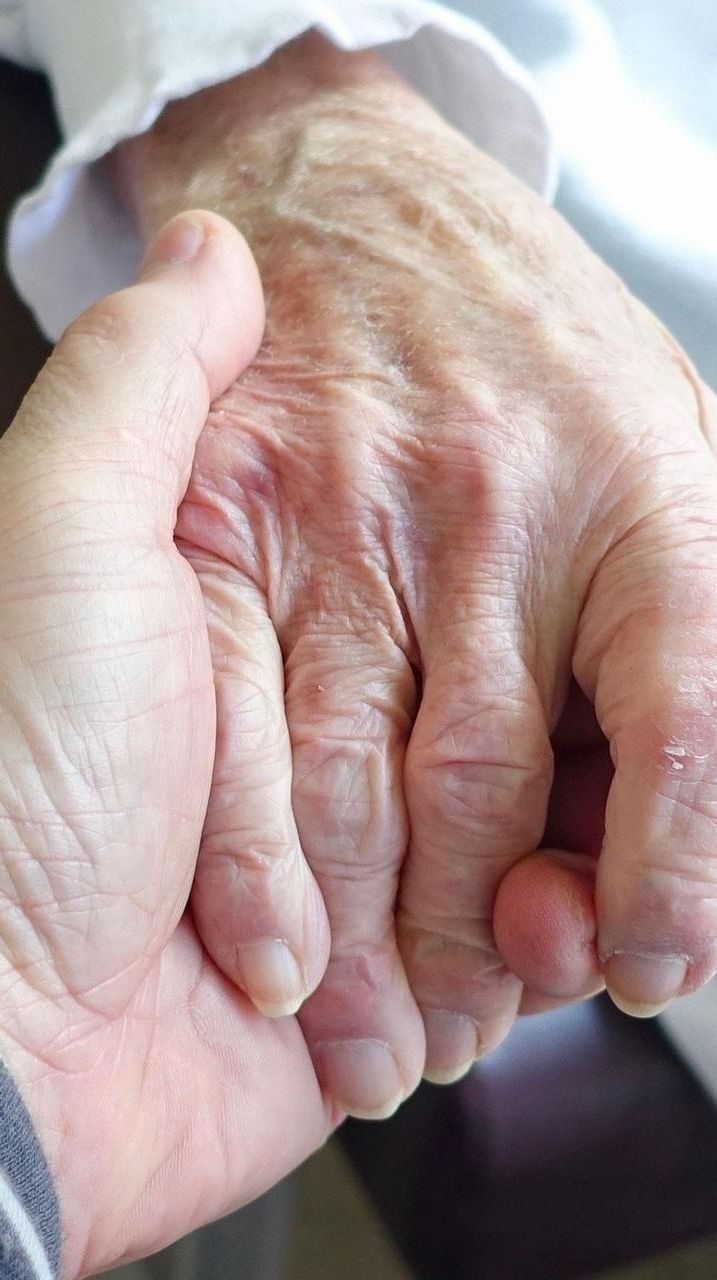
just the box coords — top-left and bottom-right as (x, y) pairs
(0, 0), (34, 65)
(4, 0), (556, 339)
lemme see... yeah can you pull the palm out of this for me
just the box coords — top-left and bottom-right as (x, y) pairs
(36, 919), (327, 1277)
(0, 463), (330, 1279)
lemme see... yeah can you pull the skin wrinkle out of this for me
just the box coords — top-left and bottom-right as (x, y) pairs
(408, 928), (504, 963)
(74, 30), (717, 1121)
(201, 841), (298, 877)
(0, 652), (201, 981)
(0, 892), (58, 991)
(0, 208), (351, 1278)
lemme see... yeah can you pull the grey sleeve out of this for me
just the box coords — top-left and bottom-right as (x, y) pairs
(0, 1058), (61, 1279)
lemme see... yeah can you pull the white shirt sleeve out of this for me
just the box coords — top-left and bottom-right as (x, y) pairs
(0, 1), (34, 66)
(0, 0), (555, 341)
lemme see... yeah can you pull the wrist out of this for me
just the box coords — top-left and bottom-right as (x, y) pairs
(109, 32), (447, 256)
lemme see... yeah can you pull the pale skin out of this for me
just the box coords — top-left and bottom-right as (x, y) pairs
(3, 32), (717, 1280)
(109, 32), (717, 1117)
(0, 215), (335, 1279)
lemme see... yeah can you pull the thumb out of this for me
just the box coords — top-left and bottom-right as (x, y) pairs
(1, 211), (264, 530)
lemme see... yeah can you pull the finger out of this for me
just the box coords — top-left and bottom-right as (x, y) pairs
(489, 741), (608, 1005)
(400, 629), (553, 1083)
(0, 213), (265, 1009)
(284, 622), (425, 1120)
(494, 851), (602, 1000)
(187, 555), (331, 1017)
(2, 210), (264, 531)
(575, 487), (717, 1017)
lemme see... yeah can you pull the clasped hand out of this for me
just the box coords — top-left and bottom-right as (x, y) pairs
(4, 46), (717, 1274)
(0, 216), (331, 1278)
(118, 43), (717, 1118)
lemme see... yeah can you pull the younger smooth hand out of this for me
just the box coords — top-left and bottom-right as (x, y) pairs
(0, 213), (332, 1279)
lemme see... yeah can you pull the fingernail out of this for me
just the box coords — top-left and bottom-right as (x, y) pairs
(604, 952), (689, 1018)
(235, 939), (306, 1018)
(141, 215), (206, 274)
(315, 1039), (405, 1120)
(422, 1010), (478, 1085)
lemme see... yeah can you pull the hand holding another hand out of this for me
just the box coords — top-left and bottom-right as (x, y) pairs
(6, 31), (717, 1280)
(0, 214), (332, 1279)
(115, 34), (717, 1116)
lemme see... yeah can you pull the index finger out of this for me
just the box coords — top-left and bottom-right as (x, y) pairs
(576, 488), (717, 1015)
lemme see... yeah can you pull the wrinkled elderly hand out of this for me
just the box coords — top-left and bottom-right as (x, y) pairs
(0, 214), (333, 1279)
(116, 34), (717, 1118)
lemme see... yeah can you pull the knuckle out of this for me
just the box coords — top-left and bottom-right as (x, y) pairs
(199, 835), (295, 876)
(622, 488), (717, 560)
(578, 542), (717, 709)
(292, 735), (370, 795)
(413, 753), (550, 835)
(401, 922), (518, 1009)
(287, 654), (415, 741)
(400, 913), (496, 954)
(313, 940), (398, 986)
(408, 692), (552, 836)
(291, 735), (407, 866)
(59, 296), (142, 375)
(293, 735), (390, 815)
(309, 852), (399, 887)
